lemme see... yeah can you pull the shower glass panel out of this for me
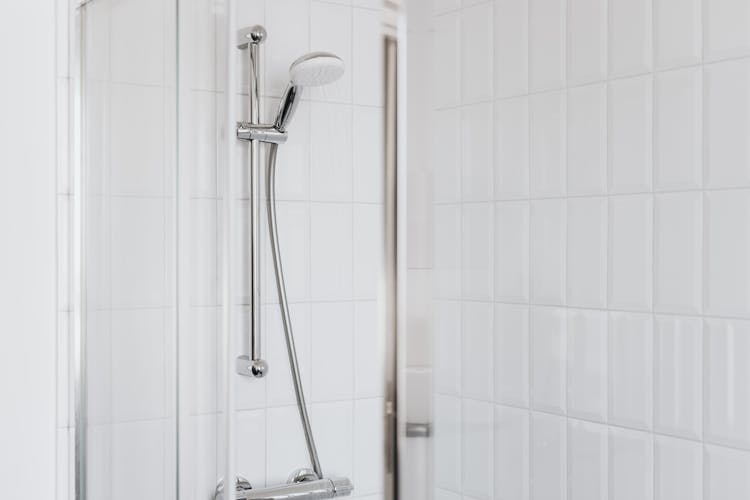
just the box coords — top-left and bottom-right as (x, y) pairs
(77, 1), (389, 499)
(79, 0), (179, 498)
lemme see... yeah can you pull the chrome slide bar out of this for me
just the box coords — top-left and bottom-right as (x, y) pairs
(236, 25), (268, 378)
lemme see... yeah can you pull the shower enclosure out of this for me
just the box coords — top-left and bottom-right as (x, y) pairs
(71, 0), (750, 499)
(76, 0), (394, 498)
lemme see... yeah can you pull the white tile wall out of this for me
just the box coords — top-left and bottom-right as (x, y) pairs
(428, 0), (750, 498)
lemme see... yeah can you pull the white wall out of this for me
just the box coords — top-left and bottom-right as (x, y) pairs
(0, 0), (60, 498)
(430, 0), (750, 499)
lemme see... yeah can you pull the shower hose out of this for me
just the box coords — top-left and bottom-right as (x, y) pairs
(265, 143), (323, 480)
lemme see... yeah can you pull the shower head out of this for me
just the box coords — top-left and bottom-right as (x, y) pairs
(289, 52), (345, 86)
(274, 52), (345, 132)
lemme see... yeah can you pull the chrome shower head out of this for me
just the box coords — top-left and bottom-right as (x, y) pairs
(274, 52), (345, 132)
(289, 52), (345, 86)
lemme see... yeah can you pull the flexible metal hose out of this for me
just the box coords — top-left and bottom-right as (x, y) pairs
(265, 143), (323, 479)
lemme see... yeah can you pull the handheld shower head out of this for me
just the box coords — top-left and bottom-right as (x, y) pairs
(274, 52), (345, 132)
(289, 52), (345, 86)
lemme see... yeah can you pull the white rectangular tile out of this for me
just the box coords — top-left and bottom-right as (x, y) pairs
(567, 84), (606, 195)
(494, 304), (530, 407)
(111, 421), (166, 500)
(267, 304), (311, 408)
(87, 425), (112, 498)
(180, 415), (219, 495)
(265, 0), (309, 96)
(110, 197), (166, 308)
(704, 59), (750, 189)
(608, 0), (652, 77)
(434, 395), (462, 492)
(531, 307), (567, 414)
(110, 0), (165, 86)
(435, 489), (461, 500)
(273, 202), (310, 302)
(462, 203), (493, 300)
(236, 410), (266, 488)
(608, 312), (653, 430)
(704, 445), (750, 499)
(406, 369), (432, 423)
(654, 0), (701, 69)
(433, 108), (461, 203)
(183, 90), (218, 197)
(462, 399), (494, 499)
(354, 302), (384, 398)
(354, 204), (383, 300)
(608, 76), (653, 194)
(354, 398), (385, 495)
(705, 319), (750, 449)
(494, 0), (528, 98)
(529, 0), (565, 92)
(434, 204), (461, 299)
(266, 406), (310, 485)
(109, 84), (165, 197)
(704, 0), (750, 61)
(494, 97), (529, 200)
(654, 435), (702, 500)
(406, 270), (433, 368)
(353, 106), (385, 203)
(310, 203), (353, 300)
(433, 0), (460, 14)
(608, 195), (653, 311)
(567, 420), (608, 500)
(531, 199), (566, 305)
(311, 302), (354, 402)
(567, 310), (608, 422)
(310, 102), (353, 201)
(654, 67), (703, 190)
(608, 427), (653, 500)
(111, 309), (166, 422)
(309, 2), (352, 103)
(461, 3), (493, 104)
(567, 0), (606, 85)
(494, 405), (530, 500)
(311, 401), (354, 479)
(494, 201), (530, 303)
(353, 8), (384, 106)
(654, 193), (702, 314)
(704, 191), (750, 316)
(654, 315), (703, 440)
(433, 12), (461, 108)
(434, 301), (462, 396)
(567, 197), (607, 308)
(462, 104), (494, 201)
(530, 91), (566, 197)
(462, 302), (493, 401)
(531, 412), (566, 500)
(182, 307), (219, 414)
(85, 312), (111, 425)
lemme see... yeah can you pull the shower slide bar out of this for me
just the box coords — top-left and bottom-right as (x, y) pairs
(235, 25), (269, 380)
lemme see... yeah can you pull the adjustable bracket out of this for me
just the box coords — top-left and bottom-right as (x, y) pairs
(236, 122), (288, 144)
